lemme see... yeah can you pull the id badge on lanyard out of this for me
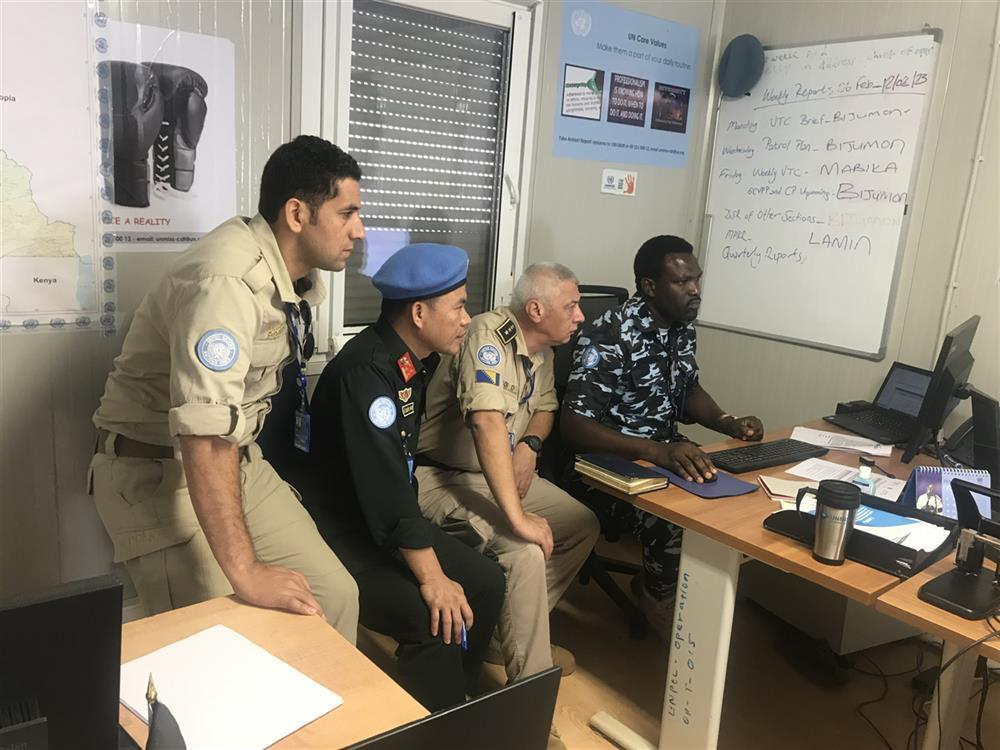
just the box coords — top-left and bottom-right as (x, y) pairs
(285, 302), (314, 453)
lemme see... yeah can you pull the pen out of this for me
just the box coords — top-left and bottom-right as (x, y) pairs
(460, 622), (468, 651)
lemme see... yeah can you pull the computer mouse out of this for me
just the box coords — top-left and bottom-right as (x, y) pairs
(702, 473), (718, 483)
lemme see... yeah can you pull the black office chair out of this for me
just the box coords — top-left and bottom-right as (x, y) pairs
(538, 285), (646, 638)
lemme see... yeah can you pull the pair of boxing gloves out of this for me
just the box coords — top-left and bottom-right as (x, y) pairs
(108, 61), (208, 208)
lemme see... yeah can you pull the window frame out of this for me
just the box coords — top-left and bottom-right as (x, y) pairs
(291, 0), (543, 372)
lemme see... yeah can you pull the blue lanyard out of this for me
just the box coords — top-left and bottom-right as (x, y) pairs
(284, 302), (312, 411)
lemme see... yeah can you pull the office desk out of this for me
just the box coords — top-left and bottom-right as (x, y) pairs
(584, 421), (933, 749)
(877, 557), (1000, 749)
(119, 597), (427, 748)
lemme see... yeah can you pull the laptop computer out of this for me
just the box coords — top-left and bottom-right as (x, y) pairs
(345, 666), (561, 750)
(824, 362), (945, 444)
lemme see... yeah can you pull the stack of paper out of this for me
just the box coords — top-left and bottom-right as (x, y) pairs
(791, 426), (893, 457)
(786, 458), (907, 502)
(120, 624), (342, 749)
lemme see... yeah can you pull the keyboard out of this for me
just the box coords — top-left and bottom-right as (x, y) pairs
(708, 438), (828, 474)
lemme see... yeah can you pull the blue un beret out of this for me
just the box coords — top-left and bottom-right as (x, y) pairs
(372, 243), (469, 301)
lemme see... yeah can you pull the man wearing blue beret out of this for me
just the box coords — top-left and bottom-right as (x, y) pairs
(303, 244), (505, 712)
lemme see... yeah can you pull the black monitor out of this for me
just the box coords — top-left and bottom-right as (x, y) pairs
(968, 387), (1000, 490)
(345, 666), (560, 750)
(0, 575), (122, 750)
(902, 315), (980, 463)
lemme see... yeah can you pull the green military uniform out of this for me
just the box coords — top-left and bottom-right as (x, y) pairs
(90, 214), (359, 641)
(417, 307), (599, 681)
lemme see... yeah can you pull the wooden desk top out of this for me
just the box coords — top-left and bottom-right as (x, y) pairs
(119, 597), (427, 749)
(876, 557), (1000, 658)
(586, 421), (936, 606)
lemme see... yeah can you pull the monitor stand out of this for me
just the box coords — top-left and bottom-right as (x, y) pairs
(918, 567), (1000, 620)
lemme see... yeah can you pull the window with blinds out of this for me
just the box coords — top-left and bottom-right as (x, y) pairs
(345, 0), (511, 326)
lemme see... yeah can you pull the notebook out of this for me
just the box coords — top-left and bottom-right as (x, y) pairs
(898, 466), (992, 519)
(574, 454), (669, 495)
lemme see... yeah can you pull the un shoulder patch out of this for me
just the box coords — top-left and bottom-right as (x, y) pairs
(196, 329), (240, 372)
(477, 344), (502, 367)
(496, 318), (517, 345)
(582, 345), (601, 369)
(368, 396), (397, 429)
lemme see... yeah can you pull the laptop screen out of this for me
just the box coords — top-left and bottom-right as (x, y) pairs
(875, 362), (961, 417)
(875, 363), (933, 416)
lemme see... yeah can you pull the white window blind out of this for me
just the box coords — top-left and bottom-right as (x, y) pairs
(345, 0), (511, 325)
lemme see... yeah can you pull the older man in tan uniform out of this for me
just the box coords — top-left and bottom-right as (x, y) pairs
(90, 136), (361, 641)
(417, 262), (599, 687)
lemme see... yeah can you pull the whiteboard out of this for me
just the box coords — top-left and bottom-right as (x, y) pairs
(699, 33), (940, 358)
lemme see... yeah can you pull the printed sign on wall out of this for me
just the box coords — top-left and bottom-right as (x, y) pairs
(553, 1), (699, 167)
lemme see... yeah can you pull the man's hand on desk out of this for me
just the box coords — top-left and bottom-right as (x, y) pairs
(722, 414), (764, 442)
(655, 442), (717, 483)
(232, 564), (325, 618)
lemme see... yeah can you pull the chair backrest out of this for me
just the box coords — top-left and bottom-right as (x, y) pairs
(552, 285), (630, 389)
(344, 666), (560, 750)
(540, 285), (629, 486)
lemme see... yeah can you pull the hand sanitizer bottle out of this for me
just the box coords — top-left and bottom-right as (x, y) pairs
(852, 457), (877, 494)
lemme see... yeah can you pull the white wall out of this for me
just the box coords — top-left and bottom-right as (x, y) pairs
(0, 0), (297, 599)
(524, 0), (723, 292)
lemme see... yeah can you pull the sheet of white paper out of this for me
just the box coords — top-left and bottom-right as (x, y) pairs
(796, 497), (951, 552)
(787, 458), (856, 482)
(120, 624), (342, 750)
(785, 459), (907, 502)
(791, 426), (893, 457)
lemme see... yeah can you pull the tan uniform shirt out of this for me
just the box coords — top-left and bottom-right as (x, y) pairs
(93, 215), (325, 447)
(419, 307), (558, 471)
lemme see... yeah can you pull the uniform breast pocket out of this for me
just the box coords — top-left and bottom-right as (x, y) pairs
(247, 335), (289, 383)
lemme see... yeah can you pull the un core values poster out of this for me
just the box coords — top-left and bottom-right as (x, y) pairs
(553, 1), (699, 168)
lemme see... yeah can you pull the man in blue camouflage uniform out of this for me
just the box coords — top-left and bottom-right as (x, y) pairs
(561, 235), (763, 639)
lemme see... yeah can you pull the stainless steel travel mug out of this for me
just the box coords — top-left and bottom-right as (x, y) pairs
(795, 479), (861, 565)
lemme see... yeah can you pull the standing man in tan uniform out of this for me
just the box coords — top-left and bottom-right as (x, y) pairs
(417, 262), (599, 687)
(90, 135), (362, 641)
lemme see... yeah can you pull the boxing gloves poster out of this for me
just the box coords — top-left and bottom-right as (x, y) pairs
(98, 19), (235, 251)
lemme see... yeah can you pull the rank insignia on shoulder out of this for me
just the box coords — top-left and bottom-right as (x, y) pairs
(397, 352), (417, 382)
(475, 369), (500, 386)
(398, 387), (412, 403)
(401, 402), (416, 417)
(495, 318), (517, 345)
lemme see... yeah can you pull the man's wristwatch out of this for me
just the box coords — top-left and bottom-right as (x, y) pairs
(518, 435), (543, 456)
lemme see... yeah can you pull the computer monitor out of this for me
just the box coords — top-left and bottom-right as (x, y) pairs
(969, 388), (1000, 490)
(0, 575), (122, 750)
(345, 666), (560, 750)
(902, 315), (980, 463)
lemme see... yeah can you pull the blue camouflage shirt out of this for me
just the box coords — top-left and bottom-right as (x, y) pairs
(564, 295), (699, 443)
